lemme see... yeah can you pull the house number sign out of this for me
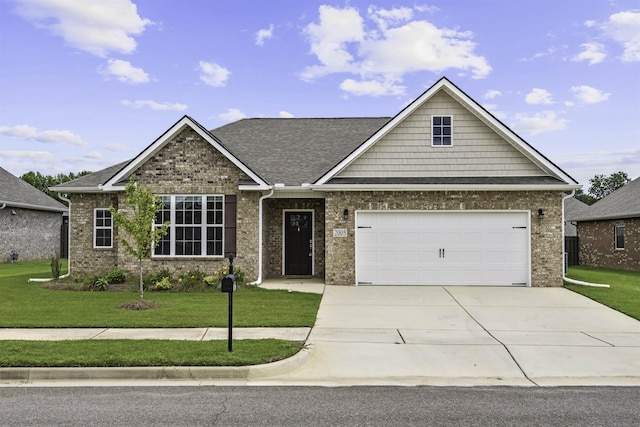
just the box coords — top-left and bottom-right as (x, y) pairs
(333, 228), (348, 238)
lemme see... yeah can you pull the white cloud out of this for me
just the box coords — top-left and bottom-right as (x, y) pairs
(199, 61), (230, 87)
(121, 99), (187, 111)
(484, 89), (502, 99)
(14, 0), (152, 57)
(101, 59), (150, 84)
(279, 111), (295, 118)
(84, 151), (102, 159)
(572, 42), (606, 65)
(340, 78), (405, 96)
(511, 111), (568, 135)
(570, 85), (610, 104)
(525, 88), (554, 105)
(602, 11), (640, 62)
(520, 47), (557, 62)
(255, 24), (274, 46)
(0, 150), (56, 163)
(219, 108), (247, 122)
(0, 124), (86, 146)
(106, 143), (130, 152)
(301, 5), (491, 97)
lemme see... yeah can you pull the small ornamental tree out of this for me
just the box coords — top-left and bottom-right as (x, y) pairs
(110, 177), (170, 300)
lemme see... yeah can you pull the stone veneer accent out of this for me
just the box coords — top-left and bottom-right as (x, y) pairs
(264, 198), (325, 279)
(324, 190), (564, 287)
(69, 127), (261, 280)
(577, 218), (639, 271)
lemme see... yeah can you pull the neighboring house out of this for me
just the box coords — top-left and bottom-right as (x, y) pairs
(0, 166), (69, 262)
(52, 77), (579, 286)
(573, 177), (640, 271)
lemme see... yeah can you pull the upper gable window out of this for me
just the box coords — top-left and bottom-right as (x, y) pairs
(432, 115), (452, 146)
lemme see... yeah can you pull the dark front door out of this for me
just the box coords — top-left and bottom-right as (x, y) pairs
(284, 211), (313, 275)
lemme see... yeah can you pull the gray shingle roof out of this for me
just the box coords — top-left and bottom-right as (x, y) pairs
(0, 167), (68, 212)
(51, 160), (131, 190)
(211, 118), (391, 185)
(574, 177), (640, 221)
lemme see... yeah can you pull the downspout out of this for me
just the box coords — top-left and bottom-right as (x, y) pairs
(28, 193), (72, 282)
(0, 203), (6, 210)
(561, 190), (609, 288)
(250, 187), (274, 285)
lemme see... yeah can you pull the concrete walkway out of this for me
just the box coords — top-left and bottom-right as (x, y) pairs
(1, 284), (640, 386)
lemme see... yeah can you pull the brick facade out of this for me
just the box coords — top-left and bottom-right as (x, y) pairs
(0, 207), (65, 262)
(324, 190), (564, 287)
(69, 128), (261, 280)
(577, 218), (639, 271)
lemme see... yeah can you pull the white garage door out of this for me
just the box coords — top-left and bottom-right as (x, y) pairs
(356, 211), (529, 286)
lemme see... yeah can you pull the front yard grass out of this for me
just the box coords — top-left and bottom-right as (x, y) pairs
(564, 266), (640, 321)
(0, 339), (302, 367)
(0, 260), (320, 367)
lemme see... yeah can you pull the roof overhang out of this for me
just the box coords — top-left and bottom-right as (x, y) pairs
(308, 183), (581, 192)
(0, 200), (68, 213)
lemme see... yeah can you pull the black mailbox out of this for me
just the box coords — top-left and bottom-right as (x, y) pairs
(221, 274), (236, 293)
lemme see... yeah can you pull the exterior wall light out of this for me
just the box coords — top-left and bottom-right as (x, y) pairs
(538, 208), (545, 220)
(343, 209), (349, 221)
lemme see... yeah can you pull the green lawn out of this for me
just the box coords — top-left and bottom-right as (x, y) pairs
(0, 262), (321, 328)
(564, 266), (640, 321)
(0, 260), (320, 367)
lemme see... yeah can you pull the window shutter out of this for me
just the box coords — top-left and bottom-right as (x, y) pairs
(224, 195), (237, 256)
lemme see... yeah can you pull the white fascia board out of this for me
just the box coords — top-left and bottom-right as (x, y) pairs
(309, 183), (581, 192)
(315, 78), (578, 186)
(102, 116), (268, 190)
(49, 186), (111, 193)
(238, 184), (272, 191)
(0, 200), (68, 213)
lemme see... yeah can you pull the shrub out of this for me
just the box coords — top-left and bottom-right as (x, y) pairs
(150, 276), (173, 291)
(50, 253), (62, 281)
(89, 276), (109, 291)
(143, 270), (172, 289)
(104, 268), (126, 284)
(177, 269), (206, 291)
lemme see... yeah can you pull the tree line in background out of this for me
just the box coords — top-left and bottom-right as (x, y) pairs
(574, 171), (631, 205)
(20, 170), (92, 206)
(19, 170), (632, 207)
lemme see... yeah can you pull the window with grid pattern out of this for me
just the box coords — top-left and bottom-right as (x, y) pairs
(94, 209), (112, 248)
(432, 115), (452, 146)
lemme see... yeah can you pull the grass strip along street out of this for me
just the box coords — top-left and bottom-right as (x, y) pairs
(0, 260), (320, 367)
(565, 266), (640, 321)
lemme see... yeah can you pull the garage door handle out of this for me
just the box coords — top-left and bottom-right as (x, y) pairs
(442, 248), (445, 258)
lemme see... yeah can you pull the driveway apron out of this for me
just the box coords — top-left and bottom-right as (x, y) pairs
(272, 285), (640, 386)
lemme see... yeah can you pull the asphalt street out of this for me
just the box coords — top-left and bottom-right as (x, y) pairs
(1, 386), (638, 426)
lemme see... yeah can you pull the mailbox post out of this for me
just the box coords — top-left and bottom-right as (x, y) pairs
(221, 254), (236, 352)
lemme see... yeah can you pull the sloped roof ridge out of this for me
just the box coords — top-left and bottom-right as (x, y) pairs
(574, 176), (640, 221)
(0, 167), (67, 212)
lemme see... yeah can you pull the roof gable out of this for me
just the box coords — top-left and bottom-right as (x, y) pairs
(315, 77), (578, 187)
(574, 177), (640, 221)
(103, 116), (268, 190)
(0, 167), (67, 212)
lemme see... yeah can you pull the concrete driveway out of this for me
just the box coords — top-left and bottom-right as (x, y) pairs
(270, 285), (640, 386)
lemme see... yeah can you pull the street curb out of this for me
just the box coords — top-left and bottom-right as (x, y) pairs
(0, 345), (313, 383)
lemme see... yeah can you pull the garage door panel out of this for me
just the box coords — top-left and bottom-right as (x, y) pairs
(356, 211), (529, 286)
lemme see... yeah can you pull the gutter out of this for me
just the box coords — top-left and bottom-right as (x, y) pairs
(561, 190), (609, 288)
(307, 184), (582, 192)
(250, 187), (274, 285)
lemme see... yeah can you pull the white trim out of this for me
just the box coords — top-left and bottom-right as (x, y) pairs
(354, 209), (531, 287)
(282, 209), (314, 276)
(315, 78), (578, 186)
(93, 208), (113, 249)
(103, 116), (269, 191)
(614, 225), (625, 250)
(309, 183), (580, 192)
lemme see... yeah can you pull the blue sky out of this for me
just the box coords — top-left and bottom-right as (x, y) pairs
(0, 0), (638, 187)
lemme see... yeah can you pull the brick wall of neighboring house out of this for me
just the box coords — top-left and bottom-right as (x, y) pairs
(68, 192), (119, 275)
(0, 207), (65, 262)
(324, 190), (564, 287)
(264, 198), (326, 279)
(577, 218), (639, 271)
